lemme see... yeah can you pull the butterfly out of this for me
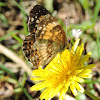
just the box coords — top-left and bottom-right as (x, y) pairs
(23, 4), (67, 68)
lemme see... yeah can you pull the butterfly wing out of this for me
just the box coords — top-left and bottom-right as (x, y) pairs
(23, 5), (67, 68)
(28, 5), (50, 34)
(35, 14), (66, 47)
(23, 34), (35, 61)
(23, 5), (50, 63)
(30, 39), (60, 68)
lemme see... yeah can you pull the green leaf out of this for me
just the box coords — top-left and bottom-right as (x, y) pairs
(0, 64), (17, 80)
(0, 2), (7, 6)
(92, 0), (100, 23)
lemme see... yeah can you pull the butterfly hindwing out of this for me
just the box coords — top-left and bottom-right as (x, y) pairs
(30, 39), (60, 68)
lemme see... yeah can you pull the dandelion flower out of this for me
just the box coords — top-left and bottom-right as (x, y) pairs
(30, 39), (95, 100)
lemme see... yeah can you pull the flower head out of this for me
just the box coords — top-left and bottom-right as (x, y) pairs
(30, 39), (95, 100)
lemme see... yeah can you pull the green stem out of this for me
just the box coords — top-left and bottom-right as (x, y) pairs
(23, 88), (33, 100)
(84, 90), (100, 100)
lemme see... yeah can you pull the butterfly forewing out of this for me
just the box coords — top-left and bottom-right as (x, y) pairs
(28, 5), (50, 34)
(36, 14), (66, 47)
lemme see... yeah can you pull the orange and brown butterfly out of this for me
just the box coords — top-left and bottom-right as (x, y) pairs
(23, 4), (67, 68)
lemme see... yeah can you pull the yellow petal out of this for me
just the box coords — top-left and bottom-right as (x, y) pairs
(78, 69), (92, 75)
(40, 88), (51, 100)
(30, 81), (50, 91)
(74, 82), (84, 93)
(60, 86), (68, 100)
(70, 84), (77, 96)
(79, 74), (92, 78)
(72, 38), (80, 52)
(76, 43), (84, 57)
(40, 83), (63, 100)
(82, 64), (95, 69)
(32, 69), (47, 76)
(77, 69), (92, 78)
(79, 52), (91, 64)
(73, 76), (84, 82)
(31, 77), (46, 81)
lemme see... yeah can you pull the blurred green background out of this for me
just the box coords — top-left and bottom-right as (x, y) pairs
(0, 0), (100, 100)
